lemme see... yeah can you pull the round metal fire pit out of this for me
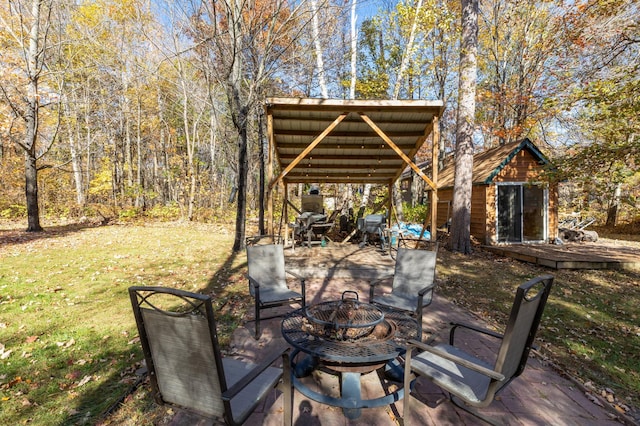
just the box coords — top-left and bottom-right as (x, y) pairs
(281, 302), (418, 420)
(304, 291), (384, 341)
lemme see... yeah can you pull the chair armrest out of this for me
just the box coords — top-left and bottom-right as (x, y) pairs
(285, 269), (303, 280)
(222, 348), (289, 402)
(370, 275), (393, 287)
(449, 322), (503, 346)
(285, 269), (306, 296)
(369, 276), (393, 301)
(406, 340), (505, 382)
(418, 283), (435, 296)
(247, 274), (260, 289)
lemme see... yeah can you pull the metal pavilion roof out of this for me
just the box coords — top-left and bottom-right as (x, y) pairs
(265, 98), (445, 189)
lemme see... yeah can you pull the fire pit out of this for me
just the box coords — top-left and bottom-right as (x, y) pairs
(281, 293), (418, 419)
(303, 291), (384, 341)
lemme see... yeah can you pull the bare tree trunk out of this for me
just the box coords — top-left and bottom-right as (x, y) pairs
(65, 89), (86, 207)
(311, 0), (328, 98)
(25, 151), (42, 231)
(24, 0), (45, 232)
(136, 96), (144, 209)
(173, 40), (198, 221)
(390, 0), (423, 221)
(229, 0), (248, 252)
(258, 109), (266, 235)
(606, 183), (621, 227)
(69, 135), (85, 206)
(349, 0), (358, 99)
(449, 0), (478, 254)
(393, 0), (423, 100)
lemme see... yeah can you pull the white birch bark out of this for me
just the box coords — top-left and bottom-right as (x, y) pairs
(349, 0), (358, 99)
(393, 0), (424, 100)
(311, 0), (329, 98)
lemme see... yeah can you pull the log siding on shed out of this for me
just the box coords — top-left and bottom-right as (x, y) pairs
(434, 139), (557, 245)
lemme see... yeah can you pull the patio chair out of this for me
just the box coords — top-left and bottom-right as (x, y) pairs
(247, 243), (306, 339)
(128, 286), (292, 426)
(369, 245), (438, 340)
(402, 275), (554, 425)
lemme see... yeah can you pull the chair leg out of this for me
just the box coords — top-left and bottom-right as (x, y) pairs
(416, 311), (423, 341)
(403, 348), (415, 425)
(255, 303), (261, 339)
(449, 395), (503, 425)
(281, 351), (293, 426)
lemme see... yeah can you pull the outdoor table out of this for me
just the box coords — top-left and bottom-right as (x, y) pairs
(281, 297), (418, 419)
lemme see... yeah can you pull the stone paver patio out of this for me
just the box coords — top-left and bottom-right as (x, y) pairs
(170, 244), (636, 426)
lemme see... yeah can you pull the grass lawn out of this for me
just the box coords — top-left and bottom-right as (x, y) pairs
(0, 222), (248, 425)
(434, 246), (640, 418)
(1, 222), (638, 424)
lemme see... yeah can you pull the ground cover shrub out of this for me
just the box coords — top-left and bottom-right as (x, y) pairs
(401, 203), (429, 224)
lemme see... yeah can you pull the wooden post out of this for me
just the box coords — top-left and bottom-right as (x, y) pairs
(283, 183), (289, 245)
(431, 115), (440, 242)
(267, 112), (274, 235)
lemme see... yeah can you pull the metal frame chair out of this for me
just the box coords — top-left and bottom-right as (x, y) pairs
(129, 286), (292, 426)
(369, 245), (438, 340)
(403, 275), (554, 425)
(247, 243), (306, 339)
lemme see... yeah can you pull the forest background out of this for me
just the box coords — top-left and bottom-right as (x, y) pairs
(1, 0), (639, 244)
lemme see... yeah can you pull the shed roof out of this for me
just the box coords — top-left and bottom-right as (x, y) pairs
(265, 97), (444, 187)
(437, 138), (550, 189)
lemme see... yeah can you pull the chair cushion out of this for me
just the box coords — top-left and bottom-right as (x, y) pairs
(372, 292), (431, 313)
(411, 344), (492, 404)
(258, 287), (303, 305)
(223, 358), (282, 424)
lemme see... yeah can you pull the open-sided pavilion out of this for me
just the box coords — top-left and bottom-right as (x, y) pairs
(263, 97), (445, 241)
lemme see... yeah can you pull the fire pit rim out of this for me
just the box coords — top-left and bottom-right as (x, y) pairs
(303, 291), (385, 340)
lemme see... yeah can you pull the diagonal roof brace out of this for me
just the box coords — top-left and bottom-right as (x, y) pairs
(268, 112), (348, 190)
(359, 113), (437, 191)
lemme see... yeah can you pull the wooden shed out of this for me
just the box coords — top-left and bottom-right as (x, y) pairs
(436, 138), (558, 245)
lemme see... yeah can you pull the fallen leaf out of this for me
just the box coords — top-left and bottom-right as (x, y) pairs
(65, 371), (81, 381)
(25, 336), (38, 344)
(56, 338), (75, 348)
(77, 375), (91, 387)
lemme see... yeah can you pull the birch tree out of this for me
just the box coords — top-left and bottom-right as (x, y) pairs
(311, 0), (329, 98)
(392, 0), (423, 100)
(349, 0), (358, 99)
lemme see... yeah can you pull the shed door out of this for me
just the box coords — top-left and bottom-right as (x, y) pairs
(497, 185), (522, 243)
(497, 184), (546, 243)
(522, 186), (545, 242)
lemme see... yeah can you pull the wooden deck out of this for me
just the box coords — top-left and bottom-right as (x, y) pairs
(483, 241), (640, 271)
(282, 238), (640, 273)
